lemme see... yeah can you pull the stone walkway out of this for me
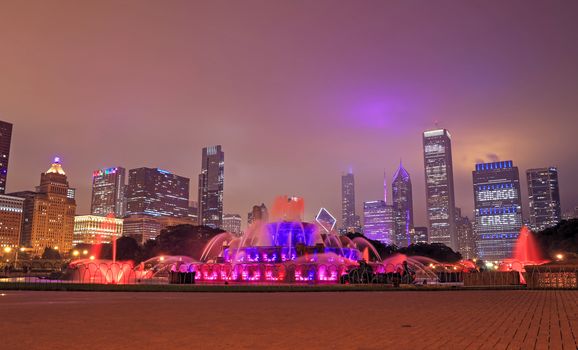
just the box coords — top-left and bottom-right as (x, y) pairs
(0, 290), (576, 349)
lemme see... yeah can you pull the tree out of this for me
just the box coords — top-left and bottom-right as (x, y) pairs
(345, 232), (462, 262)
(398, 243), (462, 263)
(42, 247), (61, 260)
(535, 219), (578, 259)
(115, 236), (141, 262)
(142, 224), (225, 260)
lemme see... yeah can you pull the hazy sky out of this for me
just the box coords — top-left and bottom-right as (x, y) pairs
(1, 1), (577, 226)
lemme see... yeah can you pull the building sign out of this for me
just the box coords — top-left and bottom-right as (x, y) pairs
(480, 214), (518, 226)
(477, 188), (517, 202)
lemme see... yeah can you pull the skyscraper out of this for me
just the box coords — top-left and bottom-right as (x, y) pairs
(0, 121), (13, 194)
(341, 171), (358, 233)
(455, 208), (476, 260)
(198, 145), (224, 229)
(473, 161), (523, 261)
(363, 200), (394, 244)
(423, 129), (457, 249)
(527, 167), (561, 231)
(90, 167), (126, 218)
(125, 167), (189, 218)
(392, 161), (413, 247)
(247, 203), (269, 226)
(11, 158), (77, 256)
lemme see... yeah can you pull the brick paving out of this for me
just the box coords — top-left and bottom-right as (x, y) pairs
(0, 290), (577, 350)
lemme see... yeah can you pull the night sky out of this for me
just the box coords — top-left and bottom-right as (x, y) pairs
(1, 1), (577, 226)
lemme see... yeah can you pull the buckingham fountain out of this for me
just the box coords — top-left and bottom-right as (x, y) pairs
(57, 196), (554, 286)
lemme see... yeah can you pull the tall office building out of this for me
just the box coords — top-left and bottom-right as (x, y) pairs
(90, 167), (126, 218)
(341, 171), (359, 233)
(0, 121), (13, 194)
(223, 214), (242, 235)
(126, 167), (189, 218)
(392, 161), (414, 247)
(363, 200), (395, 244)
(198, 145), (224, 229)
(122, 215), (162, 244)
(473, 161), (523, 261)
(11, 158), (77, 256)
(527, 167), (561, 231)
(0, 194), (24, 248)
(423, 129), (457, 249)
(455, 208), (476, 260)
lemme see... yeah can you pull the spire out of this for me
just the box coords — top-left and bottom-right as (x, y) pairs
(393, 159), (410, 182)
(46, 156), (66, 175)
(383, 170), (387, 204)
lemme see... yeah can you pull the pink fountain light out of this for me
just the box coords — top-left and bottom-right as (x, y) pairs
(512, 226), (547, 264)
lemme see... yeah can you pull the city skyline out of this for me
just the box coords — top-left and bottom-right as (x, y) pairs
(2, 2), (578, 227)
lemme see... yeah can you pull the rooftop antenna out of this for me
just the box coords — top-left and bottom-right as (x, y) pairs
(383, 170), (387, 204)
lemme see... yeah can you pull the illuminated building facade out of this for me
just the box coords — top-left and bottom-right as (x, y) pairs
(363, 200), (394, 244)
(526, 167), (561, 231)
(392, 161), (413, 247)
(455, 208), (476, 260)
(126, 167), (189, 218)
(341, 171), (359, 233)
(73, 215), (123, 245)
(90, 167), (126, 218)
(473, 161), (523, 261)
(223, 214), (242, 235)
(0, 194), (24, 248)
(0, 121), (12, 194)
(423, 129), (457, 250)
(198, 145), (224, 228)
(11, 158), (77, 256)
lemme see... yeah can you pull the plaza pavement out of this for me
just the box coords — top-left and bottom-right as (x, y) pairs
(0, 290), (577, 349)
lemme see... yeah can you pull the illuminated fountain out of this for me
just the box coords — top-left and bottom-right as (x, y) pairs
(499, 226), (549, 272)
(186, 196), (364, 282)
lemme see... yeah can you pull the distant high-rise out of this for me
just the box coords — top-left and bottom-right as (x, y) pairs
(423, 129), (457, 249)
(473, 161), (523, 261)
(455, 208), (476, 260)
(223, 214), (242, 235)
(411, 227), (428, 244)
(247, 203), (268, 226)
(363, 200), (394, 244)
(527, 167), (561, 231)
(341, 171), (358, 233)
(11, 158), (76, 256)
(0, 121), (13, 194)
(198, 145), (224, 229)
(90, 167), (126, 218)
(122, 215), (162, 244)
(392, 161), (413, 247)
(126, 168), (189, 218)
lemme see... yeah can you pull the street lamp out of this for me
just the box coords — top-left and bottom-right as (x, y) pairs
(555, 253), (564, 261)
